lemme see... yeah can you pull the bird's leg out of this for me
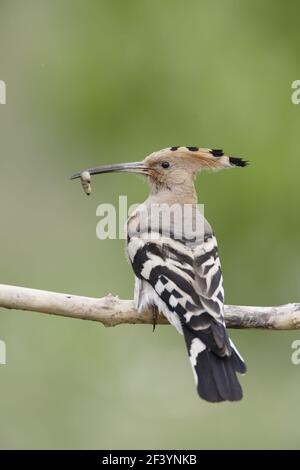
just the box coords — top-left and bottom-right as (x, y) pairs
(150, 305), (159, 332)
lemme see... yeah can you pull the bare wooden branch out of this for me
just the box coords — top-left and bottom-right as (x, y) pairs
(0, 283), (299, 329)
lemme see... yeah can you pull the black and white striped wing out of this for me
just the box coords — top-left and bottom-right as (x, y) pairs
(128, 235), (228, 352)
(127, 235), (246, 402)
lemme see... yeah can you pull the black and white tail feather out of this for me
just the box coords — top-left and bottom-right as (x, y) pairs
(127, 226), (246, 403)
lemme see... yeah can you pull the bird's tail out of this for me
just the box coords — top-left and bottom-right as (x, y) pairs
(183, 328), (246, 403)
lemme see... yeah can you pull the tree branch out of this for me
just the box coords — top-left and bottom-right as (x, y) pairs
(0, 283), (300, 329)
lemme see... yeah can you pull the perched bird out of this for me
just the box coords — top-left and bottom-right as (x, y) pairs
(71, 146), (248, 402)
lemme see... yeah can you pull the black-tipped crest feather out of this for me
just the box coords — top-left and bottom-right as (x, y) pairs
(229, 157), (249, 167)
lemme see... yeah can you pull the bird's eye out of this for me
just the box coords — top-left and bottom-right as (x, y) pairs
(161, 161), (170, 169)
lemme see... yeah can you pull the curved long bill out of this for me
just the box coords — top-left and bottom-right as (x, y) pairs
(70, 161), (147, 180)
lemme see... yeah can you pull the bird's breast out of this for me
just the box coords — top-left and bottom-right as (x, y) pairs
(127, 202), (212, 247)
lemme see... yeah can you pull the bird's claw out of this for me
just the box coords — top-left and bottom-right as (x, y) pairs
(152, 306), (158, 332)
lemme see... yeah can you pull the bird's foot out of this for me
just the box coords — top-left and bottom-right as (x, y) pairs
(151, 306), (158, 332)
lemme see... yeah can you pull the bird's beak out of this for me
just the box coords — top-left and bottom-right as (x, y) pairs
(70, 161), (147, 180)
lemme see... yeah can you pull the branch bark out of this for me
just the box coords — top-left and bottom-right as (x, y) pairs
(0, 283), (300, 329)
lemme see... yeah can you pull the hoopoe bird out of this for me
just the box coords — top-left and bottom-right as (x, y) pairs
(71, 146), (248, 402)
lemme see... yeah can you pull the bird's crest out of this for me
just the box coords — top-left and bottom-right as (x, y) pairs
(146, 146), (248, 169)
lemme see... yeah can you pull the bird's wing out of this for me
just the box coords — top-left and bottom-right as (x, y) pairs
(127, 233), (229, 357)
(127, 233), (246, 402)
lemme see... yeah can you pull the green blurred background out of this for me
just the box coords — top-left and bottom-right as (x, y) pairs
(0, 0), (300, 450)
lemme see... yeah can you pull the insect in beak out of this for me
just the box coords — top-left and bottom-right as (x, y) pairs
(70, 162), (148, 195)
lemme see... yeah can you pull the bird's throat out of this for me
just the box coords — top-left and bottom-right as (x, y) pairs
(149, 181), (198, 205)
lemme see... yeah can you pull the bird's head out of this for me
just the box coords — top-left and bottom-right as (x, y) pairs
(142, 147), (248, 190)
(71, 146), (248, 193)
